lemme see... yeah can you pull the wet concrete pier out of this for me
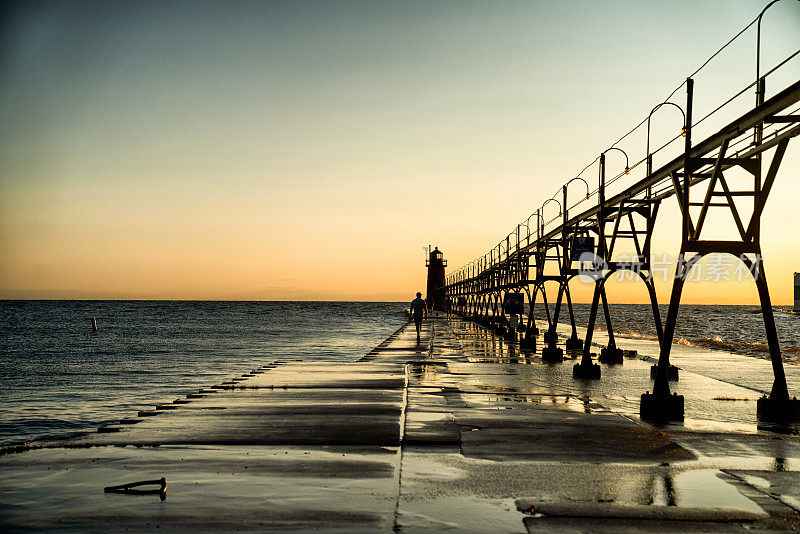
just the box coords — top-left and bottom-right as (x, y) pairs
(2, 314), (799, 532)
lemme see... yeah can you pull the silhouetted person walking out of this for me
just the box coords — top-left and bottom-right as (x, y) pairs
(410, 292), (427, 342)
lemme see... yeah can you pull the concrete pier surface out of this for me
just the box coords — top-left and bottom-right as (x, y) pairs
(2, 314), (800, 532)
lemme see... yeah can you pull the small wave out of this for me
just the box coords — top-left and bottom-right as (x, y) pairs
(668, 336), (799, 363)
(624, 330), (659, 342)
(689, 336), (772, 356)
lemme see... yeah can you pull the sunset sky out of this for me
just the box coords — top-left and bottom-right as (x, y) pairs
(1, 0), (798, 303)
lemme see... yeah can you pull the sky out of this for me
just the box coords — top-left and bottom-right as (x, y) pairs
(1, 0), (799, 303)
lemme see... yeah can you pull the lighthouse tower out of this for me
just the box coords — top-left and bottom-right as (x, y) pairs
(425, 246), (447, 311)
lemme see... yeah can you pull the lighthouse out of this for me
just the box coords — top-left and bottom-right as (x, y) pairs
(795, 272), (799, 312)
(425, 246), (447, 311)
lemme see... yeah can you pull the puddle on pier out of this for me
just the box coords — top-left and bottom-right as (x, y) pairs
(465, 356), (538, 364)
(400, 452), (783, 523)
(665, 469), (764, 513)
(453, 392), (612, 415)
(407, 412), (451, 423)
(407, 363), (445, 385)
(398, 497), (526, 533)
(654, 456), (800, 513)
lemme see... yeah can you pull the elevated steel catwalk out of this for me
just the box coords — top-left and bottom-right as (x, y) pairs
(441, 74), (800, 424)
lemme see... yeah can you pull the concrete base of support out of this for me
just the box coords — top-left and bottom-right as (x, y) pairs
(529, 326), (539, 337)
(640, 392), (684, 422)
(650, 364), (679, 381)
(542, 346), (564, 363)
(520, 336), (536, 351)
(543, 330), (556, 343)
(756, 396), (800, 424)
(599, 346), (624, 365)
(573, 362), (601, 379)
(565, 336), (583, 351)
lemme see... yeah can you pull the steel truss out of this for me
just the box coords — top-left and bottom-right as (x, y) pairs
(441, 76), (800, 422)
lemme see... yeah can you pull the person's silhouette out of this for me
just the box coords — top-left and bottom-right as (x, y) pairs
(409, 292), (427, 342)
